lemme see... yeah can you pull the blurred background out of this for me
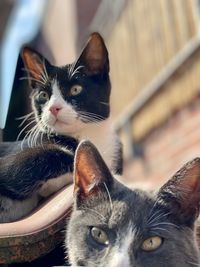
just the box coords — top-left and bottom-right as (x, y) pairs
(1, 0), (200, 189)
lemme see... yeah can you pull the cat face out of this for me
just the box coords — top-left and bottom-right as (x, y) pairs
(21, 33), (110, 135)
(66, 141), (200, 267)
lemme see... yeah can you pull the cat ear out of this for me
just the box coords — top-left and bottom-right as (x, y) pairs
(21, 47), (50, 88)
(73, 140), (113, 201)
(157, 158), (200, 226)
(77, 32), (109, 75)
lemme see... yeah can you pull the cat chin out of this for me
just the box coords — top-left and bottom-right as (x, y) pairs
(46, 120), (85, 136)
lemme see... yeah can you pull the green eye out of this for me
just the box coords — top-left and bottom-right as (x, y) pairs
(38, 91), (49, 102)
(70, 85), (83, 96)
(141, 236), (163, 252)
(90, 227), (109, 246)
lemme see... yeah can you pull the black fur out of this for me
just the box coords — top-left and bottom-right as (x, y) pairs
(0, 143), (73, 200)
(0, 33), (122, 222)
(29, 53), (111, 123)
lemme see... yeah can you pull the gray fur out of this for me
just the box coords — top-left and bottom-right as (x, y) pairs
(66, 141), (200, 267)
(0, 194), (38, 223)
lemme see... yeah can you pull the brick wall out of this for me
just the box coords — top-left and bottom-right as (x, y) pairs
(122, 95), (200, 190)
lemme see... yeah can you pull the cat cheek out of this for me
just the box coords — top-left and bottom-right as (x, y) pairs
(57, 108), (78, 123)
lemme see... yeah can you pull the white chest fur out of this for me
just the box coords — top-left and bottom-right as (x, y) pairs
(75, 118), (119, 172)
(38, 118), (119, 197)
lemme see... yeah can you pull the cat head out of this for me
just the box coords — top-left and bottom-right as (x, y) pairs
(21, 33), (110, 135)
(66, 140), (200, 267)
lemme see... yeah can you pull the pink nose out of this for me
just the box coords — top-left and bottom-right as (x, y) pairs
(49, 106), (61, 116)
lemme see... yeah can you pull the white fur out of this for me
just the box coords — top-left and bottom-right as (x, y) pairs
(74, 118), (119, 171)
(39, 173), (73, 197)
(41, 79), (120, 172)
(38, 79), (120, 194)
(109, 225), (135, 267)
(41, 80), (78, 131)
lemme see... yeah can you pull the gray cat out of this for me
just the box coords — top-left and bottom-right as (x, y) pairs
(66, 140), (200, 267)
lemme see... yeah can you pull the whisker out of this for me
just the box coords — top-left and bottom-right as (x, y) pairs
(78, 111), (105, 124)
(17, 120), (36, 141)
(79, 111), (104, 119)
(20, 124), (38, 150)
(26, 120), (42, 148)
(70, 65), (84, 79)
(30, 120), (44, 148)
(19, 77), (46, 86)
(31, 126), (40, 147)
(80, 116), (104, 122)
(68, 61), (76, 78)
(82, 207), (106, 221)
(41, 119), (53, 136)
(147, 211), (171, 226)
(147, 209), (164, 224)
(150, 222), (179, 229)
(79, 115), (103, 124)
(68, 59), (84, 80)
(16, 111), (34, 120)
(18, 116), (35, 128)
(42, 58), (49, 81)
(103, 182), (113, 213)
(21, 67), (47, 84)
(16, 112), (35, 127)
(40, 130), (45, 148)
(187, 261), (200, 266)
(100, 101), (109, 106)
(27, 124), (39, 148)
(150, 227), (171, 234)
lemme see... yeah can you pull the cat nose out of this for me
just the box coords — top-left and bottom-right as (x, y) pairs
(49, 106), (62, 116)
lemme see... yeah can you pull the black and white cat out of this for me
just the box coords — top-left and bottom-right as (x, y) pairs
(0, 33), (122, 222)
(22, 32), (121, 174)
(66, 140), (200, 267)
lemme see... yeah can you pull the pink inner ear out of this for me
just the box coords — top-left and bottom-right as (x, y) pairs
(23, 49), (44, 80)
(181, 162), (200, 207)
(74, 148), (98, 196)
(163, 158), (200, 216)
(86, 41), (104, 61)
(86, 58), (105, 73)
(159, 158), (200, 213)
(73, 140), (112, 199)
(79, 33), (108, 73)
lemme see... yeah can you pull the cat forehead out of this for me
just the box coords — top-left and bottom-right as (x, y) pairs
(78, 187), (155, 228)
(35, 67), (82, 94)
(41, 66), (91, 95)
(47, 64), (85, 81)
(109, 189), (155, 226)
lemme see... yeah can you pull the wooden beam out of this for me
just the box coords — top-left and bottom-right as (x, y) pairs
(114, 35), (200, 131)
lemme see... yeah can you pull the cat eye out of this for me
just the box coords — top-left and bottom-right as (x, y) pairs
(141, 236), (163, 252)
(70, 85), (83, 96)
(90, 227), (109, 246)
(38, 91), (49, 103)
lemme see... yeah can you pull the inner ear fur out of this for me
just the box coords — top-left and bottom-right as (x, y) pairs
(21, 47), (49, 87)
(77, 32), (109, 75)
(73, 140), (113, 199)
(158, 158), (200, 225)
